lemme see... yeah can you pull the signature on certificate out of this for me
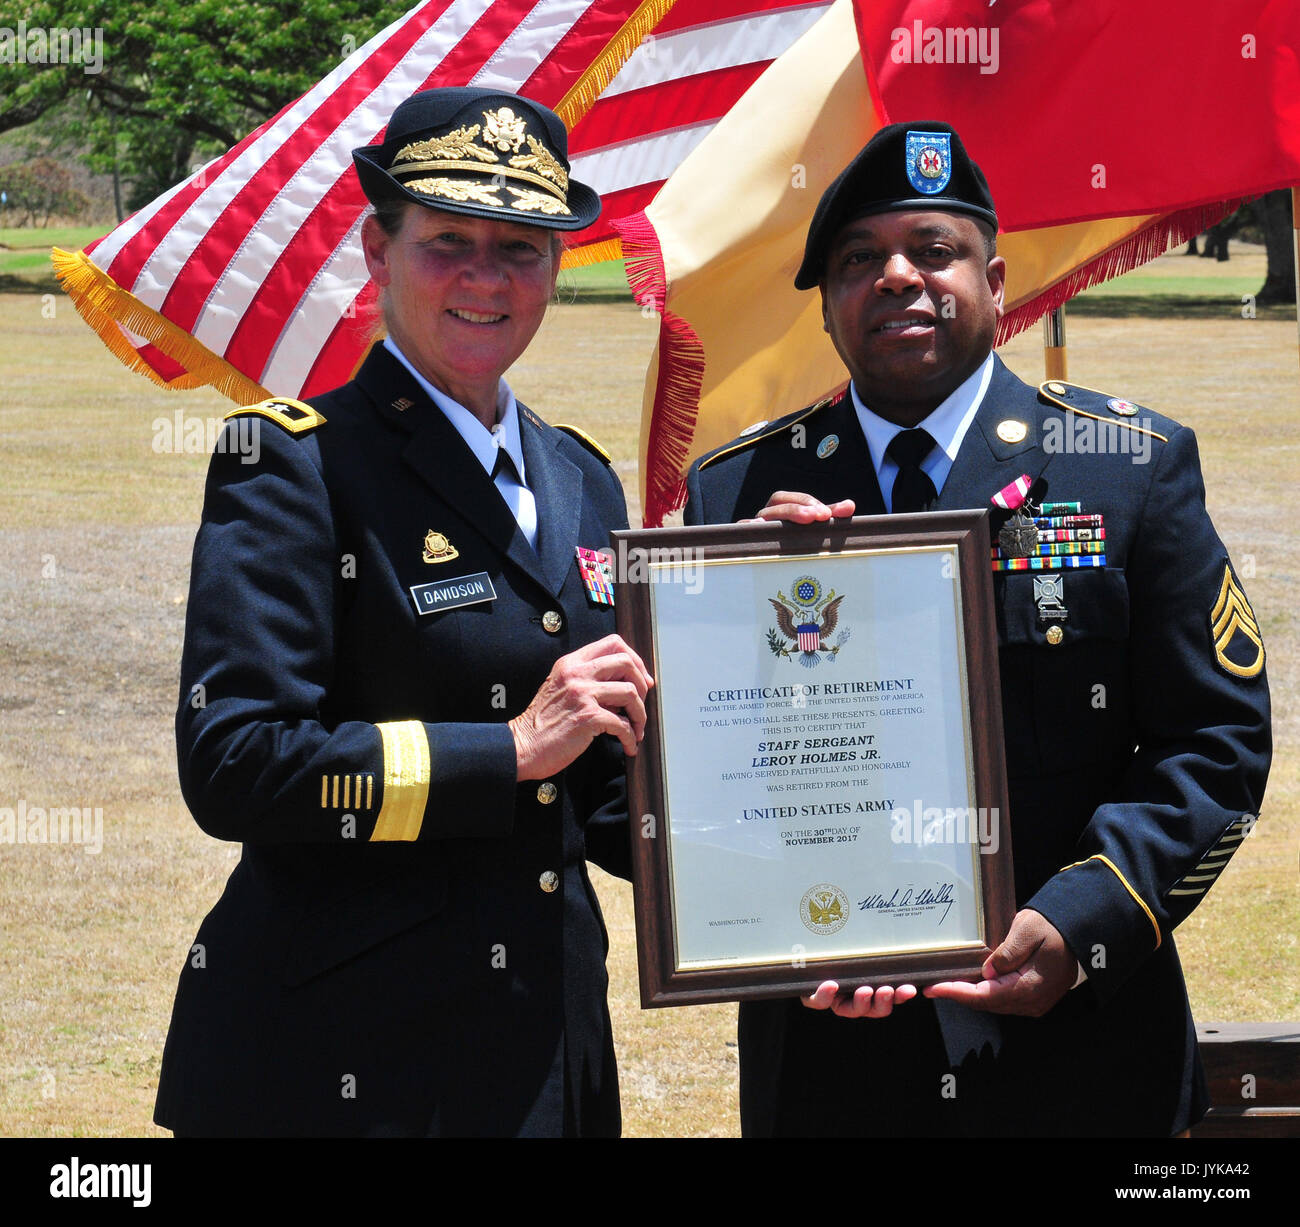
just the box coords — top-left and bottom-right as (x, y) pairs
(857, 882), (955, 925)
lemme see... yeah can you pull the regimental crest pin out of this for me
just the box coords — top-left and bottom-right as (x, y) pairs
(801, 883), (849, 935)
(905, 131), (952, 194)
(422, 530), (460, 564)
(766, 574), (850, 668)
(816, 434), (839, 460)
(1107, 398), (1139, 417)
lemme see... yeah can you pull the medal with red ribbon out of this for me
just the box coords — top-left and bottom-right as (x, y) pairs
(993, 473), (1038, 558)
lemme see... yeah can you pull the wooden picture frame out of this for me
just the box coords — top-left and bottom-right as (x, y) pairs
(610, 512), (1014, 1008)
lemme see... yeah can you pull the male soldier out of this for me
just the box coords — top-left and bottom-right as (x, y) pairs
(684, 122), (1270, 1136)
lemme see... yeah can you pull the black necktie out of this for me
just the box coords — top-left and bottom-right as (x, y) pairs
(886, 428), (939, 513)
(492, 444), (521, 485)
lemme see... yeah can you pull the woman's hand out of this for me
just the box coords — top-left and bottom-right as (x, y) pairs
(741, 491), (856, 524)
(802, 981), (917, 1019)
(510, 634), (654, 780)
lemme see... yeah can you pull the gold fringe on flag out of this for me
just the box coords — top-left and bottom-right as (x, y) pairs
(555, 0), (680, 128)
(995, 201), (1242, 345)
(51, 247), (271, 404)
(560, 237), (624, 270)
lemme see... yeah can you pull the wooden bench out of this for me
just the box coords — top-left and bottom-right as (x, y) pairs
(1192, 1022), (1300, 1137)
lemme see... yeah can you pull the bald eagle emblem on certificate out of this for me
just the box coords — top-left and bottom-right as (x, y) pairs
(766, 575), (850, 668)
(801, 884), (849, 935)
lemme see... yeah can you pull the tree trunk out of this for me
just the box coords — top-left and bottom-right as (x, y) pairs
(1256, 189), (1295, 307)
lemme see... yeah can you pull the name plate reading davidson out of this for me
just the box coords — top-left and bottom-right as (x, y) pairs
(612, 513), (1014, 1007)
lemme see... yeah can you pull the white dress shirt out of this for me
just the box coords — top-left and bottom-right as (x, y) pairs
(384, 337), (538, 549)
(851, 352), (996, 512)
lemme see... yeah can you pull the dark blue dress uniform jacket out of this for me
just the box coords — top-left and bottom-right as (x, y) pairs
(154, 344), (631, 1137)
(684, 356), (1271, 1137)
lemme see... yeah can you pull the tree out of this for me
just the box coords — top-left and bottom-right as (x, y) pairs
(0, 2), (411, 210)
(0, 157), (90, 225)
(2, 3), (412, 138)
(1255, 190), (1295, 308)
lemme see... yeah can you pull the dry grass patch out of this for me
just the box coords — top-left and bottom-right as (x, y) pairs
(0, 264), (1294, 1138)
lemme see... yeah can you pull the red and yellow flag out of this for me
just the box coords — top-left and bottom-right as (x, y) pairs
(622, 0), (1300, 525)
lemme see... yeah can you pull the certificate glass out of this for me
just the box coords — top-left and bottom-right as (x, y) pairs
(612, 513), (1014, 1007)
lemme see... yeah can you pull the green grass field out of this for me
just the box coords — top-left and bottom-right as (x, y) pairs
(0, 232), (1295, 1138)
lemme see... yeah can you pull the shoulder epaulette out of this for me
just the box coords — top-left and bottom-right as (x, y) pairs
(224, 397), (326, 435)
(1036, 380), (1168, 443)
(553, 422), (612, 464)
(697, 394), (841, 472)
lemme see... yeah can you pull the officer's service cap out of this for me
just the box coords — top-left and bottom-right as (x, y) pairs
(795, 121), (998, 290)
(353, 87), (600, 231)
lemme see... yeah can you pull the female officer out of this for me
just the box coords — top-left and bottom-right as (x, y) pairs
(154, 87), (651, 1137)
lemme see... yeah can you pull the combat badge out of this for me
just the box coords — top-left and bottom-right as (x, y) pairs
(766, 575), (850, 668)
(422, 531), (459, 564)
(1210, 564), (1264, 678)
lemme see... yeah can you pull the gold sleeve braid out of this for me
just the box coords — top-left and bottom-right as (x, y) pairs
(1059, 854), (1162, 950)
(370, 721), (430, 841)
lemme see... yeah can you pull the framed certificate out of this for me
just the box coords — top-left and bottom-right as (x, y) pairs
(610, 512), (1014, 1007)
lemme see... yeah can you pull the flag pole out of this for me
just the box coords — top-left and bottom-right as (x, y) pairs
(1043, 305), (1068, 380)
(1292, 187), (1299, 372)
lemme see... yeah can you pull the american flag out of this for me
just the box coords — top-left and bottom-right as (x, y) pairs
(54, 0), (830, 404)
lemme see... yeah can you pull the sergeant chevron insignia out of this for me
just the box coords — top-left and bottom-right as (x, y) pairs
(1210, 564), (1264, 678)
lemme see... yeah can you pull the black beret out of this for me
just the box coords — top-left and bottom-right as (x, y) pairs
(352, 87), (600, 231)
(795, 121), (997, 289)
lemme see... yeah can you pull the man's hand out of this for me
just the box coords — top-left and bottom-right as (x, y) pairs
(510, 635), (654, 780)
(924, 909), (1076, 1017)
(801, 980), (917, 1019)
(743, 491), (856, 524)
